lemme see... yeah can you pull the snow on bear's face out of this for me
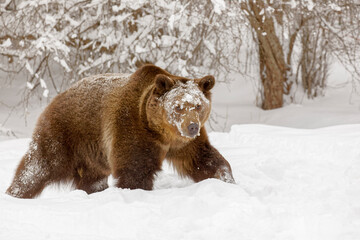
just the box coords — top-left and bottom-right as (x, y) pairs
(161, 81), (209, 138)
(152, 74), (214, 141)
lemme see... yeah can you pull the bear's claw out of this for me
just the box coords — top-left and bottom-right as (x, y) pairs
(215, 166), (235, 184)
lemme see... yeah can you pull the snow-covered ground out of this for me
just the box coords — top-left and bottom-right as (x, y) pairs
(1, 64), (360, 239)
(1, 124), (360, 239)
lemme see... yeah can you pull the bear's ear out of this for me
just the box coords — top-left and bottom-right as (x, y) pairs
(198, 75), (215, 93)
(155, 74), (175, 95)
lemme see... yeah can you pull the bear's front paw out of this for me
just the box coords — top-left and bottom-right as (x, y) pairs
(215, 166), (235, 184)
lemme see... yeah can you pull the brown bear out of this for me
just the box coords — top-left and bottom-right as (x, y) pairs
(6, 64), (235, 198)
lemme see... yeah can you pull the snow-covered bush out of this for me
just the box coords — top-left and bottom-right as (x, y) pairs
(0, 0), (359, 111)
(0, 0), (245, 104)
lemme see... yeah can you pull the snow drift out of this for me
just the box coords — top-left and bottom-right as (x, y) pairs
(1, 124), (360, 240)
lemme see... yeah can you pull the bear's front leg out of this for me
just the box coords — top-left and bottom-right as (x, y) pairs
(110, 139), (165, 190)
(166, 128), (235, 184)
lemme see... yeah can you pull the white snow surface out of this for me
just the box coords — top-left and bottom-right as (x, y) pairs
(1, 124), (360, 239)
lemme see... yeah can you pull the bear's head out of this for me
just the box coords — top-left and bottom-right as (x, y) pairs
(148, 74), (215, 142)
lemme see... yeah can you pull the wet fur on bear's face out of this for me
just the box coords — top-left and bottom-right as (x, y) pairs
(149, 74), (215, 142)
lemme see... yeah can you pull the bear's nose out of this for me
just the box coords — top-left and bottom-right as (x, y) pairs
(187, 123), (199, 137)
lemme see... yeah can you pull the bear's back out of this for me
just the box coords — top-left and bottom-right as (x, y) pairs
(36, 73), (131, 145)
(71, 73), (131, 96)
(58, 73), (131, 118)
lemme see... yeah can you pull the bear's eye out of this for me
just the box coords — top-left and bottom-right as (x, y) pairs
(174, 105), (182, 112)
(195, 104), (202, 111)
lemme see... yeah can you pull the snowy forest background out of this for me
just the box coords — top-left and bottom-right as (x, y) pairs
(1, 1), (360, 239)
(0, 0), (360, 135)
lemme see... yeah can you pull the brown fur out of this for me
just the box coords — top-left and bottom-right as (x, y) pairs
(6, 65), (234, 198)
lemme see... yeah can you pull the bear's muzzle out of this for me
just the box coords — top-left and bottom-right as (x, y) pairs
(187, 123), (199, 137)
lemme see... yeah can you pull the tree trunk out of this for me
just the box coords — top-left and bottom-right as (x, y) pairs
(258, 42), (285, 109)
(241, 0), (288, 110)
(299, 18), (329, 99)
